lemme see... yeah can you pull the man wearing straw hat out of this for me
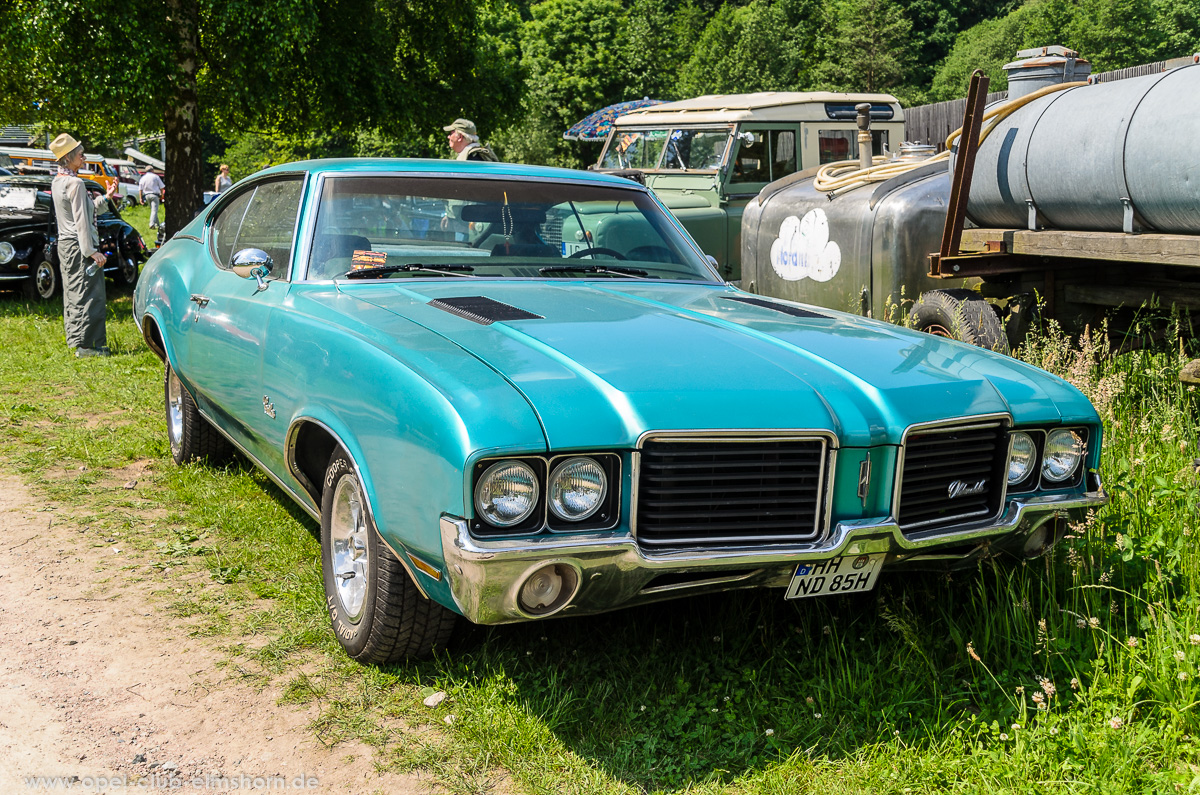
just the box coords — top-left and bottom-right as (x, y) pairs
(49, 133), (118, 357)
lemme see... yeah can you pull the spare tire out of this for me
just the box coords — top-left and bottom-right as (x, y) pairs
(909, 289), (1010, 355)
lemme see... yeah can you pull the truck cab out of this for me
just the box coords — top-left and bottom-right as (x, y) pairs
(595, 92), (905, 281)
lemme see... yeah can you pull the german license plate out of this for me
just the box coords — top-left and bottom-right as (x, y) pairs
(785, 553), (885, 599)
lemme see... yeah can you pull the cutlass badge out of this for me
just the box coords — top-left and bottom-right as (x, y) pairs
(948, 479), (986, 498)
(263, 396), (276, 419)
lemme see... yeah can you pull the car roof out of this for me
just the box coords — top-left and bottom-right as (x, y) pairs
(0, 146), (108, 163)
(253, 157), (646, 189)
(612, 91), (905, 127)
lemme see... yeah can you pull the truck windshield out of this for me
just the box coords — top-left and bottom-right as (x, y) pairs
(600, 127), (730, 171)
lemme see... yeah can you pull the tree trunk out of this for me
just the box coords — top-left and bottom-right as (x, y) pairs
(163, 0), (203, 238)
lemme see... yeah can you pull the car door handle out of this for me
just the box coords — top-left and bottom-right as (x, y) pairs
(190, 294), (210, 308)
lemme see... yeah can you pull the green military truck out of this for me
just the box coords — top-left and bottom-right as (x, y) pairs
(594, 92), (906, 282)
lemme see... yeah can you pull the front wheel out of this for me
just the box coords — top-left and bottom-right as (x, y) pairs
(164, 363), (234, 465)
(320, 449), (459, 665)
(23, 260), (59, 301)
(909, 289), (1010, 355)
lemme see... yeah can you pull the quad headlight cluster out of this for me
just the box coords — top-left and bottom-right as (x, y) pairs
(472, 454), (619, 535)
(1007, 428), (1087, 490)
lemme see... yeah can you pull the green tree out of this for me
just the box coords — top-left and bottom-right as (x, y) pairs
(1066, 0), (1164, 70)
(0, 0), (516, 235)
(678, 0), (822, 96)
(817, 0), (914, 94)
(493, 0), (626, 167)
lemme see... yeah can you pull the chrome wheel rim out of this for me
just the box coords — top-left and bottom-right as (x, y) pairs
(330, 475), (370, 623)
(34, 262), (55, 299)
(166, 368), (184, 456)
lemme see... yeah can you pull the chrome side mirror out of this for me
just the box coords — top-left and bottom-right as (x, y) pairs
(230, 248), (273, 292)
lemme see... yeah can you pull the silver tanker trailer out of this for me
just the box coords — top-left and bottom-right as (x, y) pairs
(741, 47), (1200, 354)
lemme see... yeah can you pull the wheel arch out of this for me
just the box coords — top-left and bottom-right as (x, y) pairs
(140, 311), (168, 362)
(288, 415), (437, 603)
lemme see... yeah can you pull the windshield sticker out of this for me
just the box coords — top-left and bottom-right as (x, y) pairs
(351, 250), (387, 269)
(770, 209), (841, 283)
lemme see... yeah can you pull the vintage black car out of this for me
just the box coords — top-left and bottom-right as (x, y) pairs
(0, 175), (147, 300)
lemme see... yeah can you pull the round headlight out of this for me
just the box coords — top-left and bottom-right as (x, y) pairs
(1042, 429), (1084, 483)
(548, 457), (607, 521)
(0, 241), (14, 264)
(1008, 432), (1037, 484)
(474, 460), (539, 527)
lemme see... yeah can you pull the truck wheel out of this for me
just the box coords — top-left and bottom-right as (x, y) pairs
(910, 289), (1010, 355)
(164, 363), (234, 465)
(320, 449), (459, 665)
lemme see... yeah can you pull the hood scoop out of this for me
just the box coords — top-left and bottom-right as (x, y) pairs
(722, 295), (830, 319)
(428, 296), (544, 325)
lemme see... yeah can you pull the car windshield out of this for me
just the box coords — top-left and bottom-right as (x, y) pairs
(600, 127), (730, 171)
(308, 176), (717, 282)
(0, 184), (39, 210)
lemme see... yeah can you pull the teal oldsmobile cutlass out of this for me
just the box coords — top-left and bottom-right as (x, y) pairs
(133, 159), (1106, 665)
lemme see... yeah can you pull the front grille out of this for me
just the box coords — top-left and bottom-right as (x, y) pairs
(897, 421), (1008, 533)
(635, 437), (828, 550)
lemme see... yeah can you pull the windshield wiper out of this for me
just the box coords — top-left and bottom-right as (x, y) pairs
(343, 263), (475, 279)
(538, 265), (649, 278)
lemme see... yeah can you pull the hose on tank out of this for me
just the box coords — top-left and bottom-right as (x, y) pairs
(813, 81), (1089, 196)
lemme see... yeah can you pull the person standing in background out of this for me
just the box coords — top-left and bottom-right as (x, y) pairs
(443, 119), (499, 162)
(139, 167), (165, 228)
(49, 133), (117, 358)
(214, 163), (232, 193)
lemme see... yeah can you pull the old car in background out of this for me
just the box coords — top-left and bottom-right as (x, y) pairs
(0, 175), (146, 299)
(133, 158), (1105, 665)
(0, 146), (121, 195)
(594, 92), (905, 282)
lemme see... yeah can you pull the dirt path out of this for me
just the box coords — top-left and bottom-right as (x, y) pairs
(0, 474), (429, 794)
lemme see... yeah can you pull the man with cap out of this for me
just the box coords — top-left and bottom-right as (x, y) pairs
(443, 119), (499, 162)
(138, 166), (165, 229)
(49, 133), (118, 358)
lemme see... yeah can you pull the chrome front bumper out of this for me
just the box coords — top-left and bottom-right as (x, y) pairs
(439, 482), (1106, 625)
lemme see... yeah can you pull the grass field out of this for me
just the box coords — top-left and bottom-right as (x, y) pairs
(0, 286), (1197, 793)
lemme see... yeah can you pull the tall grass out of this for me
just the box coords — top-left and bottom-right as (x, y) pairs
(1, 291), (1198, 793)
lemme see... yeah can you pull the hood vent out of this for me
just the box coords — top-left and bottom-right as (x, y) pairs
(722, 295), (830, 319)
(428, 296), (543, 325)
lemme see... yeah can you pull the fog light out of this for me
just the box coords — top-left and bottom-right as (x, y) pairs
(517, 562), (579, 616)
(1023, 524), (1050, 557)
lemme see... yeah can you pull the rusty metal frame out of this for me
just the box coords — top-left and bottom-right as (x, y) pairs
(929, 70), (992, 278)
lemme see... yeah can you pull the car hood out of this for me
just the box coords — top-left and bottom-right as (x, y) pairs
(339, 280), (1095, 450)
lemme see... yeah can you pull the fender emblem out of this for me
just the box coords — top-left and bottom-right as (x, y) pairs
(948, 479), (986, 499)
(263, 396), (276, 419)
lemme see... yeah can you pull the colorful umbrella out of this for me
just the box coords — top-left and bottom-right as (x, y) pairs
(563, 98), (667, 142)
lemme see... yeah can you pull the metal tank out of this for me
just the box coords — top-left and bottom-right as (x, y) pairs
(741, 160), (955, 319)
(968, 61), (1200, 233)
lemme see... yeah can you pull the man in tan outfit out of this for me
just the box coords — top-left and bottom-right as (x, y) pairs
(49, 133), (118, 357)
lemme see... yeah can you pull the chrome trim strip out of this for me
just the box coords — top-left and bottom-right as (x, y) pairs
(0, 274), (30, 281)
(892, 413), (1011, 532)
(440, 483), (1106, 624)
(630, 429), (838, 545)
(639, 569), (763, 595)
(276, 415), (431, 600)
(176, 234), (201, 243)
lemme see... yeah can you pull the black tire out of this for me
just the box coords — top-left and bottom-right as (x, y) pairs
(114, 248), (139, 287)
(909, 289), (1010, 355)
(320, 449), (459, 665)
(24, 259), (59, 300)
(164, 363), (234, 465)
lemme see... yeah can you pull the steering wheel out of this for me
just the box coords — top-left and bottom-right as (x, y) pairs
(568, 247), (626, 260)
